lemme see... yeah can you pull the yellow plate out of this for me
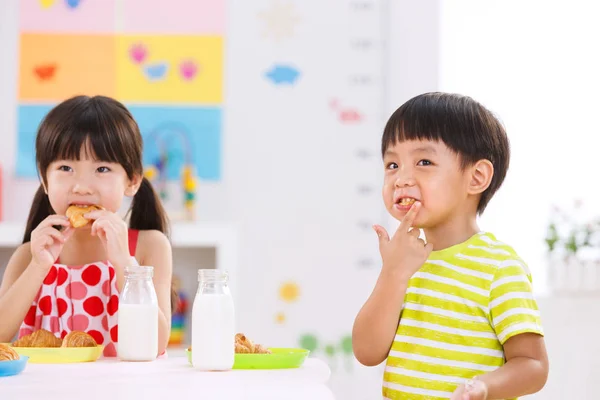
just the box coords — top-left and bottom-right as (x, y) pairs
(7, 345), (103, 364)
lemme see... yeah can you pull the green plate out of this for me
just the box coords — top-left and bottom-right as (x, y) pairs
(186, 348), (309, 369)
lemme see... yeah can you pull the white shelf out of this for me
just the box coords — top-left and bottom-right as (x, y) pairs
(0, 221), (237, 249)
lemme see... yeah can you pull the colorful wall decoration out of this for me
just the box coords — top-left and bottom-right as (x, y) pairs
(16, 0), (225, 193)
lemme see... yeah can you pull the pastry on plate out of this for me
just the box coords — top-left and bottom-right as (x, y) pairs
(235, 333), (271, 354)
(235, 342), (252, 353)
(61, 331), (97, 348)
(0, 343), (19, 361)
(253, 344), (271, 354)
(188, 333), (272, 355)
(12, 329), (62, 348)
(66, 205), (103, 228)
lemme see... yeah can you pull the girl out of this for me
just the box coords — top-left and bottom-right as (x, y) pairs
(0, 95), (173, 357)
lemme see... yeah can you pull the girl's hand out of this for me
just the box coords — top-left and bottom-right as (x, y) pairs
(85, 209), (131, 270)
(451, 378), (488, 400)
(30, 215), (73, 271)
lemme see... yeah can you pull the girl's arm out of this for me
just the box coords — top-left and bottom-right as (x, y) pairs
(137, 230), (173, 356)
(0, 244), (47, 342)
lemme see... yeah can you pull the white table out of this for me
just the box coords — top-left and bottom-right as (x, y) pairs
(0, 356), (335, 400)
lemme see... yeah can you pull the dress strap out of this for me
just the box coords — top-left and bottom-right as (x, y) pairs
(128, 229), (139, 257)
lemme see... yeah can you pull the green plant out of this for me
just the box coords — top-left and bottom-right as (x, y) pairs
(545, 201), (600, 258)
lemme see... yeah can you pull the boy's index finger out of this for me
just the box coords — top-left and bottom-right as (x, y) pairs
(398, 201), (421, 233)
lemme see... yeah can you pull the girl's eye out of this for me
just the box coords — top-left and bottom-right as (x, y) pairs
(58, 165), (72, 172)
(97, 166), (111, 173)
(417, 159), (432, 166)
(386, 162), (398, 170)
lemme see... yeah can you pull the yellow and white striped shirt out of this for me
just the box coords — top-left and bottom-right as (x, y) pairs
(383, 232), (544, 400)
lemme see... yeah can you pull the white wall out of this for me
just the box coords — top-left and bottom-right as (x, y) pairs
(440, 0), (600, 295)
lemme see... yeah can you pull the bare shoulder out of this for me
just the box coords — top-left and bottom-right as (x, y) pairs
(137, 230), (171, 251)
(135, 230), (172, 267)
(0, 243), (32, 294)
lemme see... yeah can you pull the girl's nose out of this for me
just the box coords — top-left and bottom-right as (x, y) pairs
(72, 182), (93, 195)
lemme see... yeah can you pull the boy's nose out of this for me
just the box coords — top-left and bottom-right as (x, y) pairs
(394, 172), (416, 188)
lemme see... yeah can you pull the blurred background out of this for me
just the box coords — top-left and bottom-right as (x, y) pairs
(1, 0), (599, 398)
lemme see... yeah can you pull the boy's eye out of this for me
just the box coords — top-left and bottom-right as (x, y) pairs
(97, 166), (111, 173)
(417, 159), (432, 166)
(386, 162), (398, 170)
(58, 165), (72, 172)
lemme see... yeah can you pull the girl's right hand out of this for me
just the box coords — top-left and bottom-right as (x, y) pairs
(30, 215), (74, 271)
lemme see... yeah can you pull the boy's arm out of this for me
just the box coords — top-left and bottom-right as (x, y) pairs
(481, 332), (548, 398)
(352, 269), (411, 366)
(352, 203), (432, 366)
(453, 258), (548, 400)
(454, 333), (548, 399)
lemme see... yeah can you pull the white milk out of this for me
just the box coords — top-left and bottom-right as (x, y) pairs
(118, 303), (158, 361)
(191, 293), (235, 370)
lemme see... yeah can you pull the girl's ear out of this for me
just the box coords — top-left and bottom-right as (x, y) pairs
(126, 174), (143, 197)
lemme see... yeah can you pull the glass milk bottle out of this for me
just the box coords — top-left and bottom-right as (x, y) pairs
(191, 269), (235, 370)
(118, 266), (158, 361)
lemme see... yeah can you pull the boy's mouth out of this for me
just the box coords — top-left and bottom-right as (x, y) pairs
(397, 198), (416, 206)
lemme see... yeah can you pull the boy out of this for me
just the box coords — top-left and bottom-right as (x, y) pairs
(352, 93), (548, 399)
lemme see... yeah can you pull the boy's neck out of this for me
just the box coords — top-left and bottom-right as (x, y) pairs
(422, 212), (480, 252)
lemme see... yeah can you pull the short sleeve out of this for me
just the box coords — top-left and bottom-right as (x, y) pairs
(488, 260), (544, 344)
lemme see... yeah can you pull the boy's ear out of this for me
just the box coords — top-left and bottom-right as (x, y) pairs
(125, 174), (143, 197)
(468, 159), (494, 195)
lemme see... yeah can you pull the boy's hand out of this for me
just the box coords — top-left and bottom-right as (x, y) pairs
(373, 201), (432, 279)
(451, 378), (488, 400)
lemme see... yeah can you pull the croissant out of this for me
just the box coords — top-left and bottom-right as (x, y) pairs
(66, 205), (103, 228)
(0, 344), (19, 361)
(13, 329), (62, 348)
(11, 335), (32, 347)
(235, 333), (271, 354)
(235, 333), (255, 353)
(61, 331), (97, 348)
(253, 344), (271, 354)
(235, 342), (252, 353)
(188, 333), (272, 355)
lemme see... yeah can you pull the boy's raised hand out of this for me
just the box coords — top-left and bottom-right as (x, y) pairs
(372, 201), (433, 279)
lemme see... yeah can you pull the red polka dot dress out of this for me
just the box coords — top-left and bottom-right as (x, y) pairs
(17, 230), (139, 357)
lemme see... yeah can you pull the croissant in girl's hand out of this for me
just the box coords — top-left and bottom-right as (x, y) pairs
(66, 205), (103, 228)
